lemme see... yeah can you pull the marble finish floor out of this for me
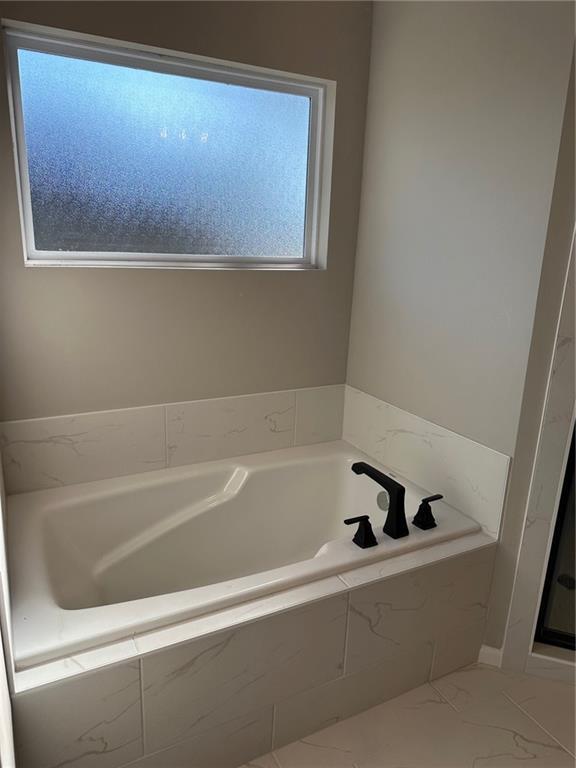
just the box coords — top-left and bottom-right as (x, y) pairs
(242, 663), (575, 768)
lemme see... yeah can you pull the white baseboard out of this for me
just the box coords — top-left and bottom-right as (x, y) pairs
(478, 644), (503, 667)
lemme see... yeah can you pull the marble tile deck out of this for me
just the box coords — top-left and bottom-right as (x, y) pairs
(241, 664), (575, 768)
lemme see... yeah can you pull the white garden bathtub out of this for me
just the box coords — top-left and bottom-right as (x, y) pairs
(7, 441), (481, 668)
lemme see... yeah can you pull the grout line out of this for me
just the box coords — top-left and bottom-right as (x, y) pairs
(336, 574), (352, 589)
(337, 385), (346, 441)
(0, 386), (343, 427)
(501, 691), (575, 758)
(138, 657), (147, 754)
(341, 591), (352, 676)
(428, 638), (438, 681)
(162, 405), (168, 467)
(271, 751), (284, 768)
(121, 708), (276, 768)
(271, 652), (401, 717)
(119, 736), (188, 767)
(432, 672), (576, 760)
(429, 678), (460, 714)
(291, 389), (298, 448)
(270, 702), (278, 751)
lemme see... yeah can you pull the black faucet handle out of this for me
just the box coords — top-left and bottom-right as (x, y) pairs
(344, 515), (378, 549)
(422, 494), (444, 504)
(413, 494), (444, 530)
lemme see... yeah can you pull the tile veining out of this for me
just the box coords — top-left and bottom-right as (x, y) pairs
(166, 391), (296, 467)
(0, 408), (165, 493)
(141, 596), (348, 753)
(0, 386), (346, 494)
(14, 661), (143, 768)
(343, 386), (510, 539)
(254, 665), (575, 768)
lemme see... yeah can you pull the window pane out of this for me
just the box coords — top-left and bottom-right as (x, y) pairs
(17, 49), (311, 258)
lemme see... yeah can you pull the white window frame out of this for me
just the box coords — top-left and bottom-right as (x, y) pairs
(2, 21), (335, 270)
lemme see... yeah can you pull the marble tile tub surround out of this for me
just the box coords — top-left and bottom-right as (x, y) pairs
(14, 660), (143, 768)
(343, 385), (511, 538)
(0, 406), (166, 496)
(0, 381), (508, 545)
(11, 546), (495, 768)
(0, 385), (344, 494)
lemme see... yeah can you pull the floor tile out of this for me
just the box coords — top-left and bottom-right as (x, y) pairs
(274, 685), (449, 768)
(273, 675), (573, 768)
(504, 674), (575, 756)
(431, 663), (526, 711)
(240, 755), (280, 768)
(432, 661), (575, 755)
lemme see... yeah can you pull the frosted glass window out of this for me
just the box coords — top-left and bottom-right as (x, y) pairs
(5, 28), (334, 268)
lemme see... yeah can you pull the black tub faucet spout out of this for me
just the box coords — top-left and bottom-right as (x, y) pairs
(351, 461), (409, 539)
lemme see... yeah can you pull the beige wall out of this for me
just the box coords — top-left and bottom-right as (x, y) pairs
(0, 1), (372, 420)
(347, 1), (574, 456)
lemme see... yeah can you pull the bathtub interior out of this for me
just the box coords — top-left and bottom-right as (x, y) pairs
(41, 451), (384, 610)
